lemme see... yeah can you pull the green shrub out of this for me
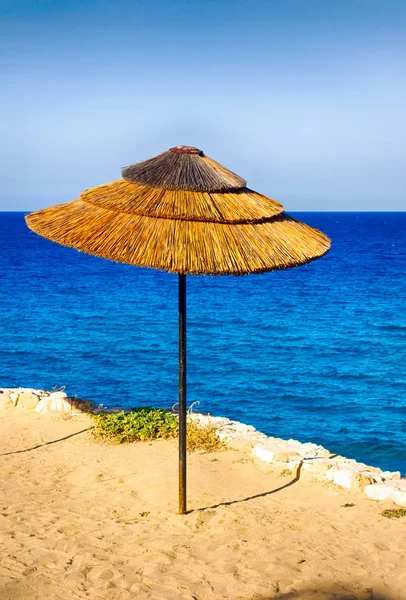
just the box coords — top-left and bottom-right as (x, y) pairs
(91, 407), (178, 443)
(91, 408), (224, 454)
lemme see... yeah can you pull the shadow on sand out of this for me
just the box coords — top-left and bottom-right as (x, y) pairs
(0, 428), (91, 456)
(195, 462), (302, 512)
(243, 585), (399, 599)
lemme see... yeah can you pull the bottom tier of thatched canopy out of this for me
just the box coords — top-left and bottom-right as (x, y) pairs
(26, 199), (330, 275)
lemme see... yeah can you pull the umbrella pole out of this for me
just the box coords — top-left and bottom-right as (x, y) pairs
(178, 273), (187, 514)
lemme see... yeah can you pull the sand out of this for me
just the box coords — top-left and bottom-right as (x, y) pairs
(0, 410), (405, 600)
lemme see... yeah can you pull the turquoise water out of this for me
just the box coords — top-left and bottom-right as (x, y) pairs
(1, 212), (405, 473)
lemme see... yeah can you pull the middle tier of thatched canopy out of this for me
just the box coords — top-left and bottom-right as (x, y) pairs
(25, 146), (331, 275)
(80, 179), (284, 223)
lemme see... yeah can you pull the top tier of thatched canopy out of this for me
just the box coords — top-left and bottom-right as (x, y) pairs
(122, 146), (246, 192)
(25, 146), (331, 275)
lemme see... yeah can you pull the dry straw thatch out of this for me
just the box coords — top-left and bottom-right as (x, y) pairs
(122, 146), (246, 191)
(26, 146), (331, 275)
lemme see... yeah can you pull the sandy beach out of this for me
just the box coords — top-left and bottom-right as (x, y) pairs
(0, 410), (405, 600)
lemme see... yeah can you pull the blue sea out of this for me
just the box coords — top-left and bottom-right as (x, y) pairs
(1, 212), (405, 474)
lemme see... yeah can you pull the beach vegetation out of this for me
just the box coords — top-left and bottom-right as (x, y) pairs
(91, 408), (224, 453)
(186, 421), (224, 454)
(91, 407), (178, 443)
(278, 468), (292, 477)
(381, 508), (406, 519)
(342, 503), (355, 508)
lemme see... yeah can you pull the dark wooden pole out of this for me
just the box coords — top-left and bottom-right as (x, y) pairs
(178, 274), (187, 514)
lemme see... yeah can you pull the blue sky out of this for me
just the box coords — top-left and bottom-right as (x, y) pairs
(1, 0), (405, 211)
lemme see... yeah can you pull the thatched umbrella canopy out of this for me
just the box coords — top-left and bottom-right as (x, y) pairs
(26, 145), (331, 513)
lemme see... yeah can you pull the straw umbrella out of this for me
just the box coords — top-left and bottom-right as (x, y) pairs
(26, 145), (331, 514)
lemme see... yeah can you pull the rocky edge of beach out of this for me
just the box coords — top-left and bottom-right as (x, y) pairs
(1, 386), (405, 508)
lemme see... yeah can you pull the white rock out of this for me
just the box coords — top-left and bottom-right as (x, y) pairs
(302, 461), (333, 482)
(216, 429), (235, 442)
(325, 467), (337, 481)
(249, 433), (269, 444)
(285, 439), (328, 458)
(254, 444), (276, 463)
(0, 394), (13, 410)
(332, 459), (357, 470)
(16, 391), (39, 410)
(188, 414), (230, 429)
(392, 490), (406, 507)
(266, 436), (286, 444)
(274, 451), (302, 463)
(381, 471), (401, 481)
(188, 413), (207, 422)
(228, 436), (261, 454)
(253, 442), (295, 463)
(2, 387), (43, 398)
(9, 392), (18, 405)
(49, 397), (72, 412)
(214, 419), (257, 441)
(35, 398), (51, 413)
(189, 415), (211, 426)
(286, 438), (302, 447)
(227, 421), (256, 433)
(364, 484), (395, 501)
(47, 391), (68, 401)
(331, 459), (372, 475)
(35, 396), (71, 413)
(333, 470), (354, 490)
(302, 458), (332, 474)
(354, 473), (378, 490)
(209, 417), (229, 426)
(330, 469), (376, 491)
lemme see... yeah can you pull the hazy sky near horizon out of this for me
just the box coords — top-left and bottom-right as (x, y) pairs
(1, 0), (405, 211)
